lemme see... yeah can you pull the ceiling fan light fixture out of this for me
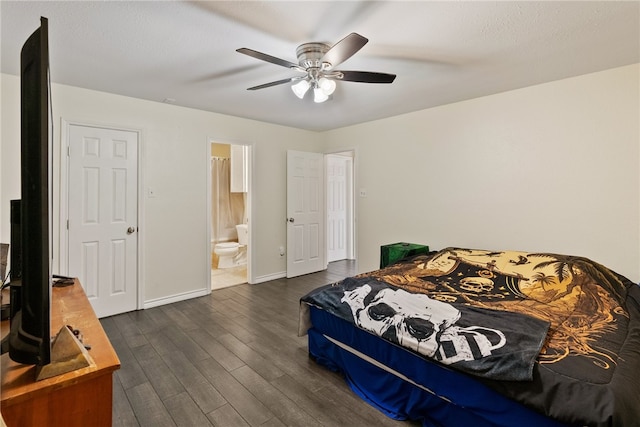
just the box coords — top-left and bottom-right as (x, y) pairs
(291, 79), (310, 99)
(313, 86), (329, 103)
(318, 77), (336, 96)
(238, 33), (395, 102)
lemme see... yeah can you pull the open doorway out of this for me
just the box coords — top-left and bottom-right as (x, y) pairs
(326, 150), (355, 263)
(209, 142), (251, 290)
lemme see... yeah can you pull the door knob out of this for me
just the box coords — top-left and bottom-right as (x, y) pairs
(127, 226), (136, 234)
(288, 218), (294, 223)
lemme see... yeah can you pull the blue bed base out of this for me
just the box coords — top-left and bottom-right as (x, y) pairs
(307, 306), (571, 427)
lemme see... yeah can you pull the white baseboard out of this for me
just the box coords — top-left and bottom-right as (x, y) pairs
(142, 272), (286, 309)
(252, 271), (286, 284)
(143, 288), (209, 309)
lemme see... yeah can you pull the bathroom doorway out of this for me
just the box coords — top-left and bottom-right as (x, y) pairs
(209, 142), (251, 290)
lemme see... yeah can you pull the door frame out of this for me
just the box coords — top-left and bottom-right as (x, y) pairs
(283, 147), (358, 277)
(324, 148), (357, 262)
(206, 137), (254, 287)
(58, 119), (144, 311)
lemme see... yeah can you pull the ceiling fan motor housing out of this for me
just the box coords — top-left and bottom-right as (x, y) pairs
(296, 43), (331, 70)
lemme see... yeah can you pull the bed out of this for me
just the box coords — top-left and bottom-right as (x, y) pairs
(299, 247), (640, 427)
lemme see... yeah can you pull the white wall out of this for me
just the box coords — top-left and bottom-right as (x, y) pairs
(3, 64), (638, 309)
(0, 74), (324, 305)
(325, 64), (640, 282)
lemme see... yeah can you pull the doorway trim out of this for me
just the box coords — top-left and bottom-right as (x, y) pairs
(206, 137), (254, 289)
(58, 118), (144, 311)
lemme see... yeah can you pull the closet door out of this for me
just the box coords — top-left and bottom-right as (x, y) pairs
(286, 150), (326, 278)
(67, 124), (138, 318)
(327, 154), (349, 262)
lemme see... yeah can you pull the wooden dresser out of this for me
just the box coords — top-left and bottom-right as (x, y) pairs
(1, 280), (120, 426)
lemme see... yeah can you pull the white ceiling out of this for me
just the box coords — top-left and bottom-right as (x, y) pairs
(1, 1), (638, 132)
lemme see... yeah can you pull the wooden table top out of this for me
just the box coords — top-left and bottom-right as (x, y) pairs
(1, 280), (120, 407)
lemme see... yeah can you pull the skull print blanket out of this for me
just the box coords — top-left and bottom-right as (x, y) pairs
(299, 248), (640, 423)
(301, 274), (549, 381)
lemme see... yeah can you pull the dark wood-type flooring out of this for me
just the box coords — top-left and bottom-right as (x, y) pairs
(102, 260), (422, 427)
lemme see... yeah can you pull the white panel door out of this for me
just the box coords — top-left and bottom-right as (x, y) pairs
(287, 150), (325, 278)
(68, 124), (138, 318)
(327, 155), (348, 262)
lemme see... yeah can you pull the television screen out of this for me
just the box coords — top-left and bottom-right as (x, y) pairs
(5, 16), (52, 367)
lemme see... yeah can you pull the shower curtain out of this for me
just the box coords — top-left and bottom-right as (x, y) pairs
(211, 157), (245, 243)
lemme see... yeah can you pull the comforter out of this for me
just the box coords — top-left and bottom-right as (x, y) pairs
(300, 247), (640, 426)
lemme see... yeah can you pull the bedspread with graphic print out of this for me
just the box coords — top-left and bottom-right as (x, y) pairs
(300, 247), (640, 426)
(301, 275), (549, 381)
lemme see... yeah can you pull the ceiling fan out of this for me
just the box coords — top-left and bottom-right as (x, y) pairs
(236, 33), (396, 103)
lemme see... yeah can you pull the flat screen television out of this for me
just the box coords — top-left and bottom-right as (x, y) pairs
(3, 16), (52, 367)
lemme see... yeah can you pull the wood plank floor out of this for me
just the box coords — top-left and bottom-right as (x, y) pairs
(102, 261), (422, 427)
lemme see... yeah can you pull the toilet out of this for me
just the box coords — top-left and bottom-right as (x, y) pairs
(236, 224), (248, 245)
(213, 224), (248, 269)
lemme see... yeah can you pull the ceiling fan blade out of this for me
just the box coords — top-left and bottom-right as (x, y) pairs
(322, 33), (368, 69)
(338, 70), (396, 84)
(236, 48), (300, 70)
(247, 77), (298, 91)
